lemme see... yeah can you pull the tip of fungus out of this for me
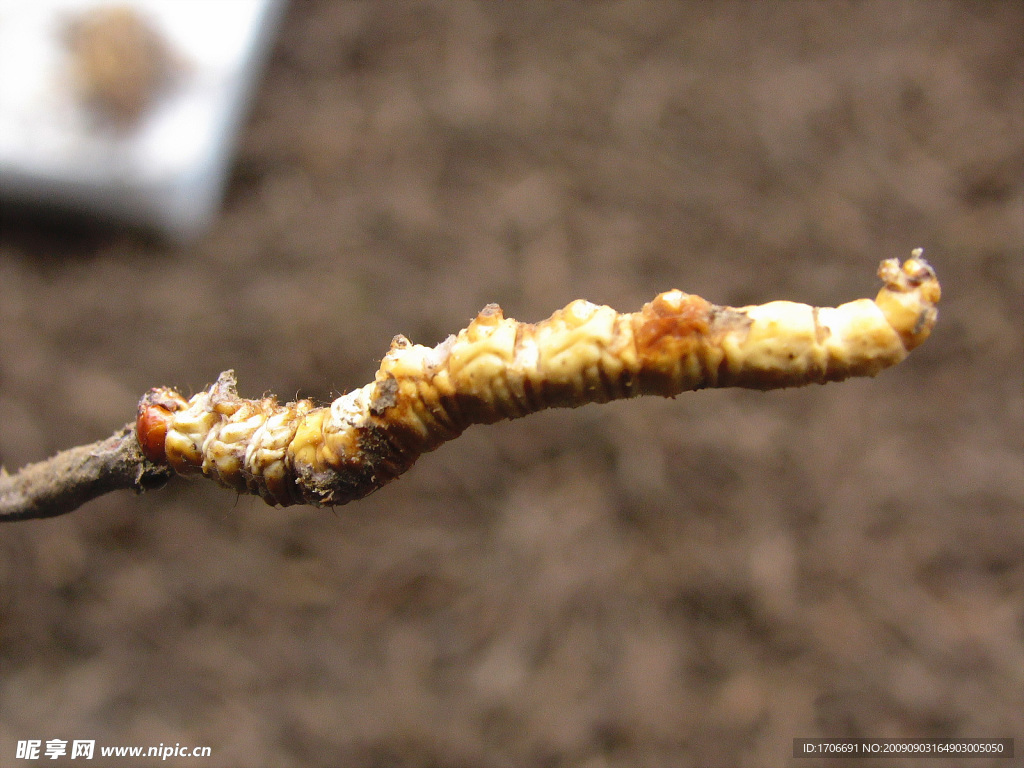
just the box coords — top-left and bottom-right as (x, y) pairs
(874, 252), (941, 352)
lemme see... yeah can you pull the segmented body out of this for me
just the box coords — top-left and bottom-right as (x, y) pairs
(137, 255), (940, 507)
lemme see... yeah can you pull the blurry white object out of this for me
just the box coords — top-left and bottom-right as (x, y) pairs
(0, 0), (285, 241)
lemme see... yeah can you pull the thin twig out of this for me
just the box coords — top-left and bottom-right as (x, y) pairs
(0, 424), (173, 522)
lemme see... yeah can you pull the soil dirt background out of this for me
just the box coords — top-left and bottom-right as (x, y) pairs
(1, 2), (1022, 766)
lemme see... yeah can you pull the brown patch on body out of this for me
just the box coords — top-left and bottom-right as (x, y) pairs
(633, 292), (714, 354)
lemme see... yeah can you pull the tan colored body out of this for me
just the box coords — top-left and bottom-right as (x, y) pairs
(137, 255), (939, 507)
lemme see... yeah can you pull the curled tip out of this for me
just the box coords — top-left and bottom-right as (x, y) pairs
(875, 251), (941, 352)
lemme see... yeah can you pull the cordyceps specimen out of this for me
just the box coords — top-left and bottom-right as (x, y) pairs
(0, 252), (939, 521)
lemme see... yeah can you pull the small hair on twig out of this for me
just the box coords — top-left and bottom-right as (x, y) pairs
(1, 253), (939, 521)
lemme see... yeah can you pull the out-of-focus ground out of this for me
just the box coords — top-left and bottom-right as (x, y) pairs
(1, 2), (1022, 766)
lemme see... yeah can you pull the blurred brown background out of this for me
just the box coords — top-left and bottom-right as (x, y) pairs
(1, 2), (1022, 766)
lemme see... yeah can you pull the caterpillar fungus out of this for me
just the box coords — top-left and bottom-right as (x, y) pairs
(137, 253), (940, 507)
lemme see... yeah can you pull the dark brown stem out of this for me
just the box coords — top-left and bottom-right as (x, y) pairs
(0, 424), (174, 522)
